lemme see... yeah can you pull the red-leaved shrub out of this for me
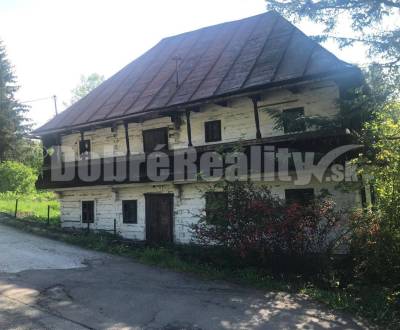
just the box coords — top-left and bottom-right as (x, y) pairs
(192, 181), (346, 261)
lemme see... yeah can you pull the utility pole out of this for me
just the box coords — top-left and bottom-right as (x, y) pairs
(53, 95), (58, 116)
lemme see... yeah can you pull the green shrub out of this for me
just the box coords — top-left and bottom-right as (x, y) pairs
(350, 210), (400, 285)
(0, 161), (37, 194)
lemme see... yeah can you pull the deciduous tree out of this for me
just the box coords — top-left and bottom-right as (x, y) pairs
(67, 73), (105, 105)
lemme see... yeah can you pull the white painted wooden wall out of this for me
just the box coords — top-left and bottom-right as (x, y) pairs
(55, 79), (357, 243)
(60, 80), (339, 159)
(59, 179), (361, 243)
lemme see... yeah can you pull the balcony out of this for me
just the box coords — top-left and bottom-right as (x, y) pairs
(36, 129), (358, 190)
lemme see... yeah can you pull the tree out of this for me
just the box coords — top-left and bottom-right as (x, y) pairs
(0, 40), (29, 162)
(266, 1), (400, 75)
(358, 101), (400, 226)
(0, 161), (36, 194)
(266, 64), (395, 133)
(347, 102), (400, 285)
(67, 73), (104, 105)
(11, 138), (43, 173)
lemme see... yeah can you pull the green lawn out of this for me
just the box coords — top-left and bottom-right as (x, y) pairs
(0, 192), (60, 224)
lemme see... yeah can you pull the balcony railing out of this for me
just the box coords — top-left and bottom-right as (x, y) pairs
(37, 129), (357, 189)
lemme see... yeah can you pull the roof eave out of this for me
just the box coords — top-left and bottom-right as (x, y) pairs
(32, 67), (361, 137)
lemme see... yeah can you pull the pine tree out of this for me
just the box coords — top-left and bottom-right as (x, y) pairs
(0, 39), (29, 162)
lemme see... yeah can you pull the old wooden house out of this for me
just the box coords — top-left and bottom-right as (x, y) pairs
(33, 12), (367, 243)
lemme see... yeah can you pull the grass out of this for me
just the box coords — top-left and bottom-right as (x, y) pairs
(0, 212), (398, 329)
(0, 192), (60, 224)
(301, 285), (399, 327)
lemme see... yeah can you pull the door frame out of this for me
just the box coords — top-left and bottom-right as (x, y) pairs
(144, 193), (174, 243)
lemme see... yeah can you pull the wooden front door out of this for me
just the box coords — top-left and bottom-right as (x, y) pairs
(145, 194), (174, 243)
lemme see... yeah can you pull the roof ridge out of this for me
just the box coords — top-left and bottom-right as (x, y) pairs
(269, 25), (297, 82)
(186, 20), (243, 103)
(140, 26), (208, 112)
(119, 32), (190, 116)
(160, 11), (274, 42)
(240, 13), (280, 89)
(213, 14), (264, 96)
(101, 38), (190, 120)
(32, 10), (358, 135)
(165, 23), (236, 107)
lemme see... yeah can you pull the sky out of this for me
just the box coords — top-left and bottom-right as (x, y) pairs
(0, 0), (368, 129)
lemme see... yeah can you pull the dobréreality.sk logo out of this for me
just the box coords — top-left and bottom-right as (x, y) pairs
(48, 144), (362, 185)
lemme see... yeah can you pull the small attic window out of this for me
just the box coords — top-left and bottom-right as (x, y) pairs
(142, 127), (169, 153)
(205, 120), (221, 142)
(79, 140), (91, 155)
(285, 188), (314, 205)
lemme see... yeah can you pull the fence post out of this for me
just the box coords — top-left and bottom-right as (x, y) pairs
(14, 199), (18, 218)
(114, 219), (117, 237)
(47, 205), (50, 226)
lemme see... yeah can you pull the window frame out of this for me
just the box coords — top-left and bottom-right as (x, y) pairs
(79, 139), (91, 155)
(142, 127), (169, 153)
(204, 120), (222, 143)
(282, 107), (306, 133)
(284, 188), (314, 205)
(122, 200), (138, 224)
(81, 200), (95, 223)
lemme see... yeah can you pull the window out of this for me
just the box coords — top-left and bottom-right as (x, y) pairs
(360, 187), (367, 208)
(285, 188), (314, 205)
(205, 120), (221, 142)
(370, 185), (376, 205)
(142, 127), (169, 153)
(282, 107), (305, 133)
(82, 201), (94, 223)
(79, 139), (91, 155)
(122, 200), (138, 224)
(205, 192), (226, 223)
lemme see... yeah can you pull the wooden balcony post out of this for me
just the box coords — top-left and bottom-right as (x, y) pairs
(251, 96), (262, 139)
(185, 110), (193, 147)
(42, 135), (53, 168)
(124, 122), (130, 156)
(55, 134), (61, 163)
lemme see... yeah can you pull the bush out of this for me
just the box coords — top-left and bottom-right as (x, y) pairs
(192, 181), (346, 275)
(0, 161), (37, 194)
(350, 210), (400, 285)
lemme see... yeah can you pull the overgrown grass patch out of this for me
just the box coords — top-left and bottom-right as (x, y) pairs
(0, 191), (60, 224)
(302, 284), (399, 328)
(0, 214), (397, 329)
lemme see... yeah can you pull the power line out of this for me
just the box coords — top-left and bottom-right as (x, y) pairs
(0, 95), (53, 104)
(21, 96), (54, 104)
(0, 94), (59, 116)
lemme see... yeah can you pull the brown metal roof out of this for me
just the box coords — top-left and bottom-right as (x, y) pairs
(34, 11), (355, 135)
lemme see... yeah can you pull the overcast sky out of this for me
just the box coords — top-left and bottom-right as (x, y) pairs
(0, 0), (368, 129)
